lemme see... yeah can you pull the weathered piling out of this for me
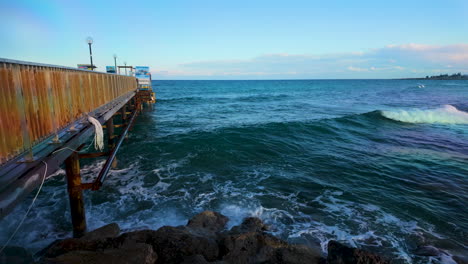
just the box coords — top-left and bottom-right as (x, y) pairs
(65, 152), (86, 238)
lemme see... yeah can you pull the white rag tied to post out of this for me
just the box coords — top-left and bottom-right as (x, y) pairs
(88, 116), (104, 151)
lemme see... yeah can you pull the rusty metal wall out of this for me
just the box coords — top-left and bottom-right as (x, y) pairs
(0, 59), (137, 165)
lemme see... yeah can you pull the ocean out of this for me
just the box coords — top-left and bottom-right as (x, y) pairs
(1, 80), (467, 263)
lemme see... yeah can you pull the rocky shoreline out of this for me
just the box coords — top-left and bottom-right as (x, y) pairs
(2, 211), (390, 264)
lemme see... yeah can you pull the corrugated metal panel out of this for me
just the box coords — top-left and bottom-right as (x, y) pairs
(0, 59), (137, 165)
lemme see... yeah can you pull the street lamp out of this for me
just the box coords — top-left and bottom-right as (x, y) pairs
(124, 61), (127, 75)
(113, 54), (118, 74)
(86, 37), (94, 71)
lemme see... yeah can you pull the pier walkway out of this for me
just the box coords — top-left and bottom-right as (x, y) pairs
(0, 58), (154, 237)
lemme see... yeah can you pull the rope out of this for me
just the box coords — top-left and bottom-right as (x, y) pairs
(51, 118), (102, 156)
(51, 147), (80, 155)
(0, 115), (104, 254)
(0, 161), (48, 255)
(87, 116), (104, 151)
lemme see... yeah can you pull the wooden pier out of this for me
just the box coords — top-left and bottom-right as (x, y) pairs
(0, 58), (154, 237)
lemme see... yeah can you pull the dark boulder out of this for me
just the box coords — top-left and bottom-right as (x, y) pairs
(220, 217), (323, 264)
(114, 229), (159, 248)
(151, 226), (220, 263)
(44, 242), (156, 264)
(327, 240), (389, 264)
(413, 245), (441, 257)
(229, 217), (268, 234)
(0, 246), (33, 264)
(80, 223), (120, 241)
(453, 255), (468, 264)
(181, 254), (210, 264)
(40, 236), (119, 258)
(187, 211), (229, 234)
(276, 244), (324, 264)
(39, 211), (396, 264)
(41, 223), (122, 258)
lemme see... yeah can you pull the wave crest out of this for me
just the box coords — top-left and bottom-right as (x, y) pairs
(381, 105), (468, 124)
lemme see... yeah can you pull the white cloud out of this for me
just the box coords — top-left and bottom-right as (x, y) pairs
(155, 43), (468, 79)
(347, 66), (368, 72)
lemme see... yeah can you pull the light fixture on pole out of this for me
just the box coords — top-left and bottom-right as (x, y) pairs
(86, 37), (94, 71)
(124, 61), (127, 75)
(113, 54), (118, 74)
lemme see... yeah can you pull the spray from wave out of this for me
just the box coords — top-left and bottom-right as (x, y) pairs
(381, 105), (468, 124)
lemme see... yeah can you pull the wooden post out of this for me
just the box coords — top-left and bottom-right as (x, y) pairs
(106, 117), (115, 149)
(121, 105), (127, 125)
(65, 152), (86, 238)
(106, 117), (117, 168)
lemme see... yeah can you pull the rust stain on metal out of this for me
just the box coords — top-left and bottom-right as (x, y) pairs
(0, 60), (137, 165)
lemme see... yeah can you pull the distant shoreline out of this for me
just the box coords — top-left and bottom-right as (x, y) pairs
(400, 77), (468, 80)
(399, 73), (468, 80)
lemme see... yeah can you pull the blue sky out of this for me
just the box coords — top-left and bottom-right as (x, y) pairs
(1, 0), (467, 79)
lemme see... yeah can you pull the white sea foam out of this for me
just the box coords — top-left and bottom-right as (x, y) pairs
(382, 105), (468, 124)
(0, 156), (456, 264)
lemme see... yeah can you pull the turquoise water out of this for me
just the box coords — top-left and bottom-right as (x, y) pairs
(1, 80), (467, 263)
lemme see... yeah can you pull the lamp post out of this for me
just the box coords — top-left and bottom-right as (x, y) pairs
(113, 54), (117, 74)
(86, 37), (94, 71)
(124, 61), (127, 75)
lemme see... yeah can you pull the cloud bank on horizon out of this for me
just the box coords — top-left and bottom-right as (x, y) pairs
(155, 43), (468, 79)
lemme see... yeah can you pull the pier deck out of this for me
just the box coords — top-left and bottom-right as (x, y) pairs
(0, 58), (153, 236)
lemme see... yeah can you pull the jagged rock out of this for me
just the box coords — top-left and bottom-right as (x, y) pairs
(187, 211), (229, 234)
(40, 237), (119, 258)
(103, 242), (157, 264)
(81, 223), (120, 241)
(41, 223), (121, 258)
(220, 217), (323, 264)
(151, 226), (220, 263)
(413, 245), (440, 256)
(44, 243), (156, 264)
(327, 240), (389, 264)
(0, 246), (33, 264)
(275, 244), (324, 264)
(38, 211), (391, 264)
(115, 230), (159, 248)
(181, 254), (210, 264)
(221, 231), (270, 263)
(229, 217), (268, 234)
(453, 255), (468, 264)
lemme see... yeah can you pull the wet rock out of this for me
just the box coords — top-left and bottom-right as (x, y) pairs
(187, 211), (229, 234)
(45, 242), (156, 264)
(41, 237), (119, 258)
(41, 223), (122, 258)
(220, 217), (323, 264)
(151, 226), (220, 263)
(221, 231), (272, 263)
(229, 217), (268, 234)
(103, 242), (157, 264)
(38, 211), (394, 264)
(181, 254), (210, 264)
(115, 229), (159, 248)
(276, 244), (324, 264)
(0, 246), (33, 264)
(220, 217), (280, 262)
(413, 245), (440, 256)
(327, 240), (389, 264)
(453, 255), (468, 264)
(80, 223), (120, 241)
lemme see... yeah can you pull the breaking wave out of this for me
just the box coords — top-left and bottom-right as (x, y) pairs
(381, 105), (468, 124)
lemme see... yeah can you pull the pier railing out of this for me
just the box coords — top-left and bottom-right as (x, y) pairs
(0, 58), (137, 165)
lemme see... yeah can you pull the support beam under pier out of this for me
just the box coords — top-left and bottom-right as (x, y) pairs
(65, 152), (86, 238)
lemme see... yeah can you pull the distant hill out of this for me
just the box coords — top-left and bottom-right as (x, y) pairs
(401, 73), (468, 80)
